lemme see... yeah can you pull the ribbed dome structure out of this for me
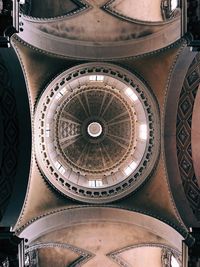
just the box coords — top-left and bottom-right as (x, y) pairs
(56, 86), (135, 176)
(34, 63), (159, 203)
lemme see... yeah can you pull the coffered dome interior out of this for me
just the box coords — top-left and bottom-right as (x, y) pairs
(34, 63), (159, 203)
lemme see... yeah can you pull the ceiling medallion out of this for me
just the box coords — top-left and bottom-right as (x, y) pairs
(34, 63), (160, 203)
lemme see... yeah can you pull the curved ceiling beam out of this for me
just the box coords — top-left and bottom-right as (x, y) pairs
(164, 45), (200, 227)
(16, 17), (180, 59)
(192, 85), (200, 189)
(18, 207), (183, 251)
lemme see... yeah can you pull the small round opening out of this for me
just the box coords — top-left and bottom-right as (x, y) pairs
(87, 122), (102, 137)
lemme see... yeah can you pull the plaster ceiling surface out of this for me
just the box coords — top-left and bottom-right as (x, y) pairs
(21, 0), (163, 42)
(10, 35), (189, 234)
(112, 246), (163, 267)
(17, 0), (181, 58)
(104, 0), (163, 22)
(20, 208), (182, 267)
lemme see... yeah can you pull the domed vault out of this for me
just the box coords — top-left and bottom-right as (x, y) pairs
(34, 63), (159, 203)
(1, 0), (200, 266)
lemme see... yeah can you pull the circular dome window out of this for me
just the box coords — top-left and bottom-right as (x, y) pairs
(34, 63), (159, 203)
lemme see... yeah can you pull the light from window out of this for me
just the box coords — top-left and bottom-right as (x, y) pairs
(59, 166), (65, 175)
(89, 75), (104, 82)
(139, 124), (148, 140)
(55, 92), (63, 100)
(171, 0), (178, 10)
(55, 161), (61, 170)
(171, 255), (180, 267)
(60, 86), (67, 95)
(55, 161), (65, 174)
(130, 161), (137, 171)
(89, 180), (103, 187)
(46, 124), (50, 137)
(124, 166), (132, 176)
(125, 87), (138, 101)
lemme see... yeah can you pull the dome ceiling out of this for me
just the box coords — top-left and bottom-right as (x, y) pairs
(1, 1), (200, 266)
(34, 63), (159, 203)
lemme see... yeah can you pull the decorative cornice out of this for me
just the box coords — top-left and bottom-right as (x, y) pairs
(12, 33), (184, 62)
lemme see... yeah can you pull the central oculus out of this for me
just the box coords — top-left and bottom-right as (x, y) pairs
(34, 63), (159, 203)
(56, 87), (135, 175)
(87, 122), (102, 137)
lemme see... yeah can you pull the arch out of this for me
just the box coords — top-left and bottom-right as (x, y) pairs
(0, 49), (31, 226)
(18, 207), (183, 251)
(164, 45), (200, 227)
(191, 85), (200, 188)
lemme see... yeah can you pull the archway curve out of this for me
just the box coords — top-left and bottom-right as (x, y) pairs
(164, 45), (200, 227)
(191, 85), (200, 189)
(18, 207), (184, 251)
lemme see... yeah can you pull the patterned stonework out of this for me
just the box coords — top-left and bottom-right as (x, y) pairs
(0, 56), (18, 221)
(176, 54), (200, 220)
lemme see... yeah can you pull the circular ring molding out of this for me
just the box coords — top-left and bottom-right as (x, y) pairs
(34, 63), (160, 203)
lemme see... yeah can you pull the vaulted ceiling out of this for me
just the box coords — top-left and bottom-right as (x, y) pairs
(0, 1), (199, 266)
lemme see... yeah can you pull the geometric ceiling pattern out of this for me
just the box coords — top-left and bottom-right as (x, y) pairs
(176, 53), (200, 221)
(0, 55), (18, 222)
(19, 208), (182, 267)
(25, 243), (180, 267)
(25, 242), (94, 267)
(107, 244), (181, 267)
(18, 0), (181, 58)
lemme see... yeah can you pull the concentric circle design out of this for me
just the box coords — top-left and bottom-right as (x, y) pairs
(87, 122), (102, 137)
(34, 63), (160, 203)
(56, 86), (135, 175)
